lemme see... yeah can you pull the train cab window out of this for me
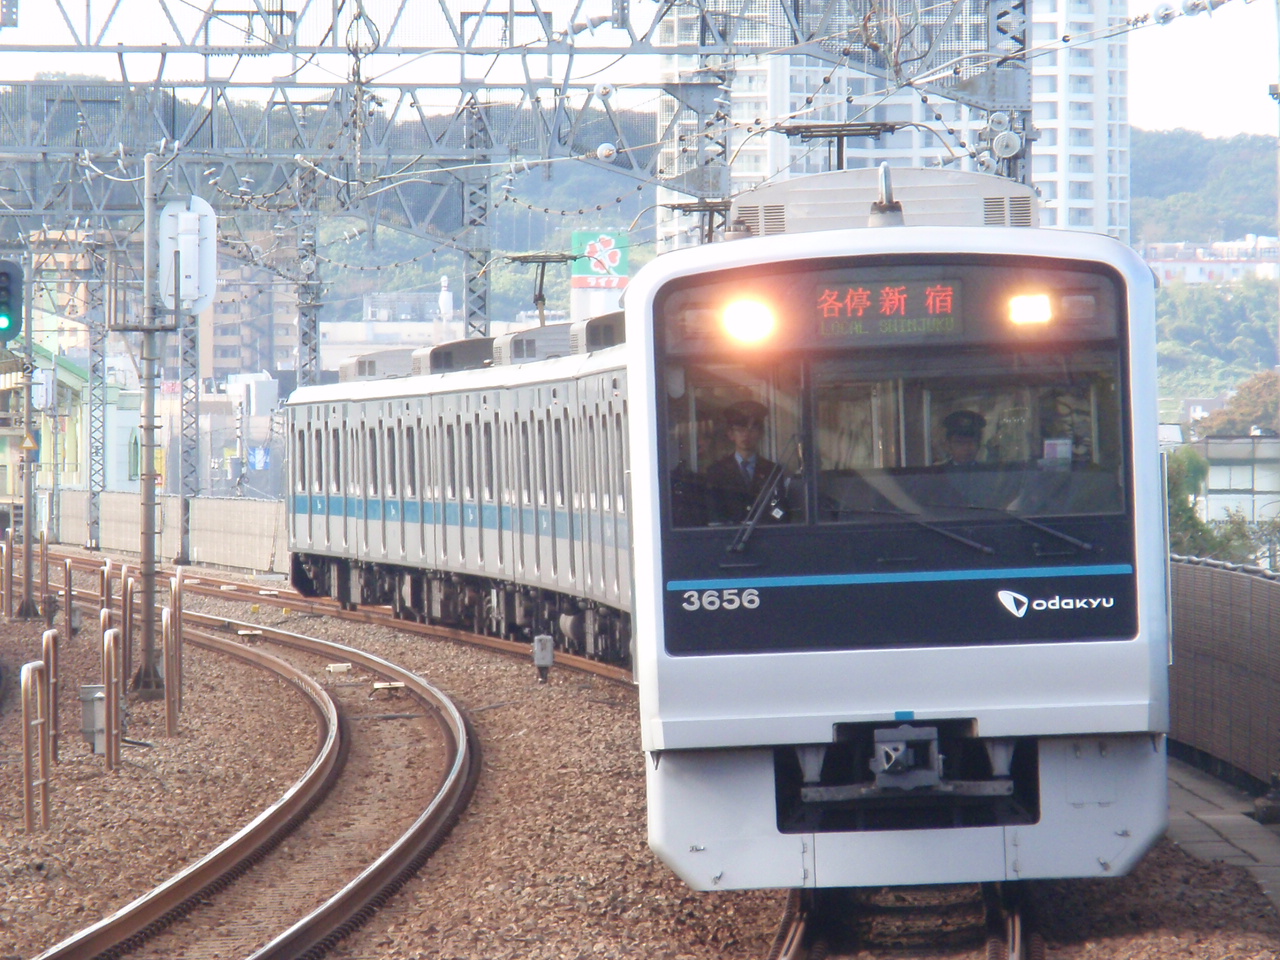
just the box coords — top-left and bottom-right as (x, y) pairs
(664, 363), (803, 528)
(812, 353), (1125, 522)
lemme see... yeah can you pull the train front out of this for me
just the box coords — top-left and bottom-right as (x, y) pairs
(627, 226), (1168, 891)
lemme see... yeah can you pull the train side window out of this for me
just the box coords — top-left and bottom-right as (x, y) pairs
(587, 413), (598, 510)
(312, 428), (323, 493)
(330, 428), (341, 495)
(601, 412), (613, 512)
(367, 427), (379, 496)
(483, 420), (494, 501)
(537, 419), (548, 506)
(420, 419), (432, 499)
(464, 421), (475, 500)
(355, 429), (365, 496)
(521, 420), (532, 504)
(295, 428), (306, 493)
(570, 416), (582, 512)
(502, 422), (513, 505)
(386, 427), (398, 497)
(445, 422), (457, 498)
(553, 416), (565, 508)
(348, 426), (359, 496)
(615, 409), (626, 514)
(405, 426), (416, 498)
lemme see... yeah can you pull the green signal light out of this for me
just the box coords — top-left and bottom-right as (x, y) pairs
(0, 259), (22, 342)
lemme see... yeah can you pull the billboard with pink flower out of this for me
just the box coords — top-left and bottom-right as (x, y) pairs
(572, 232), (629, 289)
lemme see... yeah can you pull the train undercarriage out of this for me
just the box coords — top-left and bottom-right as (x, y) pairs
(291, 552), (632, 667)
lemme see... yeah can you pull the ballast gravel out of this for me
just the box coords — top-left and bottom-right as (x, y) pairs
(2, 586), (1280, 959)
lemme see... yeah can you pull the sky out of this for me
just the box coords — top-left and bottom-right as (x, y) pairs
(5, 0), (1280, 141)
(1128, 0), (1280, 138)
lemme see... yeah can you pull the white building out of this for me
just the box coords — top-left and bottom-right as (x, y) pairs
(1143, 236), (1280, 285)
(657, 0), (1128, 246)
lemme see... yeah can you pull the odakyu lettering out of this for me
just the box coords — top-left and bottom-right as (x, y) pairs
(997, 589), (1115, 619)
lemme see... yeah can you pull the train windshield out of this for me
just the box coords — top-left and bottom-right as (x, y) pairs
(661, 256), (1129, 532)
(811, 348), (1124, 521)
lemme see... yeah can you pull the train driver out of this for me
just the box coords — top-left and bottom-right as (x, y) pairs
(940, 409), (987, 467)
(705, 399), (790, 524)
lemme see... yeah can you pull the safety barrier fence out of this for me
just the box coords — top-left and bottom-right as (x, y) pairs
(1171, 556), (1280, 791)
(14, 549), (185, 831)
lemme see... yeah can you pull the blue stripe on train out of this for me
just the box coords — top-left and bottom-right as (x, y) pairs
(293, 496), (629, 549)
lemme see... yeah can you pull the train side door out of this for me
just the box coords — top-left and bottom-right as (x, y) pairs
(387, 406), (406, 562)
(406, 405), (424, 565)
(291, 410), (313, 551)
(355, 405), (370, 560)
(517, 408), (533, 580)
(603, 393), (621, 608)
(536, 405), (553, 580)
(326, 408), (342, 552)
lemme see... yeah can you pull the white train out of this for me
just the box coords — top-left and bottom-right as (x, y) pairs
(287, 313), (632, 664)
(288, 168), (1168, 901)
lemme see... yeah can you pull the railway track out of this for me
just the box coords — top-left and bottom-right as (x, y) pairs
(47, 549), (631, 685)
(33, 550), (1047, 959)
(27, 600), (479, 960)
(768, 884), (1047, 960)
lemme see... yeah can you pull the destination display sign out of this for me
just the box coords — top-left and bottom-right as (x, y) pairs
(814, 280), (963, 344)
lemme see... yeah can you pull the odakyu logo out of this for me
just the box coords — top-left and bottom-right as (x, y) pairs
(997, 589), (1114, 618)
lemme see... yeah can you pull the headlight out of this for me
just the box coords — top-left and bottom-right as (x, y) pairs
(1008, 293), (1053, 326)
(722, 298), (777, 344)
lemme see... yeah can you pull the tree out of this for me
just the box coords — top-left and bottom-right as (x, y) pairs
(1166, 446), (1217, 556)
(1131, 129), (1277, 241)
(1195, 370), (1280, 437)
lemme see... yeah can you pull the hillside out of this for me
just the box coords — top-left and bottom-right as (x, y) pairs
(1131, 128), (1277, 243)
(1132, 128), (1280, 404)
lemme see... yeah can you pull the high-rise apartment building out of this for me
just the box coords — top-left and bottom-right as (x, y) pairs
(658, 0), (1129, 245)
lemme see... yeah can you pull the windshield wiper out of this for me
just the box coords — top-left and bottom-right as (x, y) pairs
(835, 506), (995, 556)
(726, 435), (802, 555)
(961, 504), (1094, 552)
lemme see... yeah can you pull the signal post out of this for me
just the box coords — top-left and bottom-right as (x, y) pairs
(0, 258), (38, 619)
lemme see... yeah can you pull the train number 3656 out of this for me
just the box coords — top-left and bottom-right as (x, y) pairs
(681, 588), (761, 611)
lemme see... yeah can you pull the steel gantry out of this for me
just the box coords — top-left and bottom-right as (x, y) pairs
(0, 0), (1036, 570)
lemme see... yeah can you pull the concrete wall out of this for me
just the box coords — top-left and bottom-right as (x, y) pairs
(53, 488), (288, 575)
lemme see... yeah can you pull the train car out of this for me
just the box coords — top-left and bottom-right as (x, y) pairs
(628, 172), (1167, 893)
(286, 343), (632, 664)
